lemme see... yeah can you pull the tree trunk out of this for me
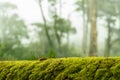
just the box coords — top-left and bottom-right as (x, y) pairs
(88, 0), (97, 56)
(38, 0), (53, 47)
(67, 20), (71, 50)
(82, 0), (89, 56)
(53, 15), (61, 49)
(52, 2), (62, 50)
(104, 18), (112, 57)
(53, 0), (63, 51)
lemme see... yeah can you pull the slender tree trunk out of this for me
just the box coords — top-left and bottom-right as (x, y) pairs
(82, 0), (89, 56)
(53, 15), (61, 48)
(52, 2), (61, 50)
(52, 0), (63, 51)
(67, 32), (69, 48)
(0, 22), (4, 57)
(82, 0), (86, 56)
(86, 0), (89, 55)
(104, 18), (111, 57)
(67, 19), (71, 50)
(38, 0), (53, 47)
(88, 0), (97, 56)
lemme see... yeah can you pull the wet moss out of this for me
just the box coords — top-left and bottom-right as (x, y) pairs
(0, 58), (120, 80)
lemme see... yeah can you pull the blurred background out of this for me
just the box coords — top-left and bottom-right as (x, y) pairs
(0, 0), (120, 60)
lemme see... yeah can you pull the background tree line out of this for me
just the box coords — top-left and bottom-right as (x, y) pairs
(0, 0), (120, 60)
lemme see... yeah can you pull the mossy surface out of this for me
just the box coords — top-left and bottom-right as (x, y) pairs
(0, 57), (120, 80)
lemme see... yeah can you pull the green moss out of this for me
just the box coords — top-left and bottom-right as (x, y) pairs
(111, 63), (120, 79)
(0, 63), (14, 80)
(29, 60), (51, 80)
(0, 58), (120, 80)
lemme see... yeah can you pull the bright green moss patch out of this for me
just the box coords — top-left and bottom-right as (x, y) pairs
(0, 57), (120, 80)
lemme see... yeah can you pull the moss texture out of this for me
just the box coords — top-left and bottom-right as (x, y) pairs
(0, 57), (120, 80)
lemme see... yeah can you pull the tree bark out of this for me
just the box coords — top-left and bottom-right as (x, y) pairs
(88, 0), (98, 56)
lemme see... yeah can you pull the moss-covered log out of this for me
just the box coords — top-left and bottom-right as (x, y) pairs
(0, 57), (120, 80)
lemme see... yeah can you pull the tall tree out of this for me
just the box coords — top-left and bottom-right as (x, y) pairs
(104, 0), (120, 56)
(0, 2), (28, 59)
(88, 0), (97, 56)
(48, 0), (76, 52)
(76, 0), (89, 56)
(82, 0), (89, 56)
(97, 0), (117, 56)
(38, 0), (53, 47)
(48, 0), (62, 49)
(104, 18), (115, 57)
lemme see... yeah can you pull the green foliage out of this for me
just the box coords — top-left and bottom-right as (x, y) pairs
(0, 2), (28, 60)
(45, 49), (56, 58)
(56, 18), (76, 35)
(31, 15), (77, 58)
(0, 58), (120, 80)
